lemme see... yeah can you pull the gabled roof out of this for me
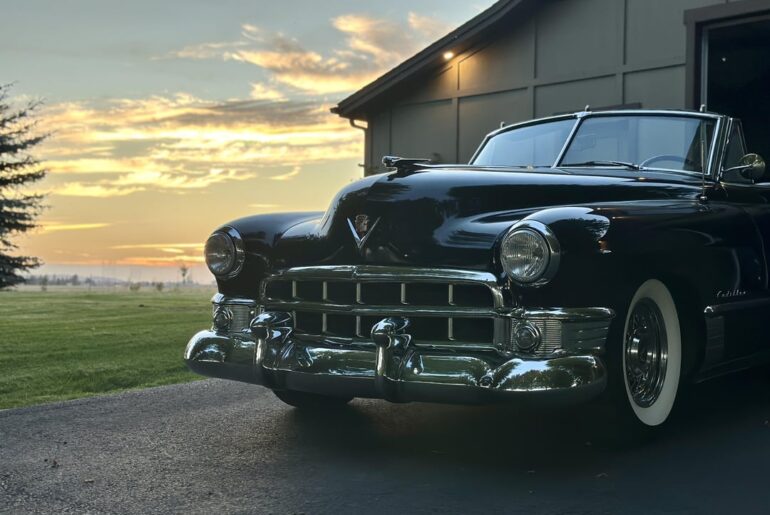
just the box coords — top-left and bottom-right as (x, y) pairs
(331, 0), (532, 120)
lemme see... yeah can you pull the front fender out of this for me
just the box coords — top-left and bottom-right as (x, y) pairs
(517, 201), (764, 314)
(215, 212), (323, 297)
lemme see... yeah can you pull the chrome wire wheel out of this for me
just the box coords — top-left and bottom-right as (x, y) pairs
(621, 279), (681, 427)
(624, 299), (668, 408)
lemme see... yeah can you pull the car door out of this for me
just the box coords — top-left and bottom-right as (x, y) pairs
(716, 119), (770, 360)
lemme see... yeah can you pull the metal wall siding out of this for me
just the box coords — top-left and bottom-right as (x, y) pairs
(363, 0), (729, 175)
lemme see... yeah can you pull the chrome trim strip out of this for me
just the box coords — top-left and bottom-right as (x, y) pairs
(704, 297), (770, 317)
(516, 307), (615, 321)
(702, 316), (725, 370)
(212, 294), (257, 306)
(553, 118), (582, 167)
(714, 117), (747, 183)
(707, 115), (723, 180)
(261, 300), (498, 318)
(269, 265), (499, 285)
(294, 333), (496, 353)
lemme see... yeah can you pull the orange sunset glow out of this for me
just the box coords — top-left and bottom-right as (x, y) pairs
(2, 1), (494, 282)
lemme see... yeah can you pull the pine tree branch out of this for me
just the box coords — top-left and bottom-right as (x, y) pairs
(0, 84), (47, 288)
(0, 168), (46, 187)
(0, 134), (48, 155)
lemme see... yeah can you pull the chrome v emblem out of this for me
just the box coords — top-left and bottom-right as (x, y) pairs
(347, 214), (381, 252)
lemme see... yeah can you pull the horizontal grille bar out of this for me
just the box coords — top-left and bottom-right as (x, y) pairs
(262, 301), (497, 318)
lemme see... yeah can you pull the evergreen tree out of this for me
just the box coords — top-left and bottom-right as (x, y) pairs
(0, 84), (47, 288)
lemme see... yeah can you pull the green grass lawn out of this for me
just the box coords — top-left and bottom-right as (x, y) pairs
(0, 288), (214, 409)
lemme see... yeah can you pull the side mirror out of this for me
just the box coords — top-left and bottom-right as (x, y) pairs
(723, 153), (766, 183)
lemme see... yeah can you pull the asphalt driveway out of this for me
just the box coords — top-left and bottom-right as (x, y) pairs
(2, 372), (770, 514)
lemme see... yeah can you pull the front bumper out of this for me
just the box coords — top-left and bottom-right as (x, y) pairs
(184, 308), (612, 405)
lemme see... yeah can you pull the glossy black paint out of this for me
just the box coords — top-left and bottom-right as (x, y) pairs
(216, 162), (770, 382)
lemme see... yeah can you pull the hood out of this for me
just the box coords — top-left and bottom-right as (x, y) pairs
(274, 167), (702, 270)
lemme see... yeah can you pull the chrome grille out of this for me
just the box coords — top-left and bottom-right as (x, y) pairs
(510, 318), (563, 357)
(532, 319), (562, 355)
(261, 266), (503, 349)
(211, 295), (257, 333)
(508, 316), (611, 357)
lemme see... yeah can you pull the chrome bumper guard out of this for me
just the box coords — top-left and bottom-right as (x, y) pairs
(185, 303), (613, 404)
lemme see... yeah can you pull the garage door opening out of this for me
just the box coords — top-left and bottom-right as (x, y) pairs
(704, 17), (770, 161)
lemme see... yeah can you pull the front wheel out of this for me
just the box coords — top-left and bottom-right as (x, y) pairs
(273, 390), (353, 409)
(598, 279), (683, 442)
(622, 279), (682, 427)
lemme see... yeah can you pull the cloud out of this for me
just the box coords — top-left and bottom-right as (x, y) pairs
(160, 40), (248, 60)
(269, 166), (301, 181)
(407, 12), (453, 38)
(39, 222), (111, 234)
(250, 83), (286, 101)
(111, 243), (203, 250)
(107, 243), (206, 267)
(332, 14), (417, 64)
(40, 94), (361, 197)
(55, 183), (144, 197)
(112, 168), (255, 190)
(165, 13), (457, 95)
(118, 255), (205, 266)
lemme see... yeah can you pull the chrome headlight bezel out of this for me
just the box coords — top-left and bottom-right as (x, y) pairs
(500, 220), (561, 287)
(204, 227), (246, 279)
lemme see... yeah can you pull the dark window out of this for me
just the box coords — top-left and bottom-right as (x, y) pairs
(723, 121), (747, 170)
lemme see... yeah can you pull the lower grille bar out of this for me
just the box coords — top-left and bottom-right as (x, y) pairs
(266, 300), (497, 318)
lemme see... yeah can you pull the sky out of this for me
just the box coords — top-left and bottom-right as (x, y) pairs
(1, 0), (495, 283)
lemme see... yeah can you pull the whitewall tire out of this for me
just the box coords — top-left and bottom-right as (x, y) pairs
(622, 279), (681, 427)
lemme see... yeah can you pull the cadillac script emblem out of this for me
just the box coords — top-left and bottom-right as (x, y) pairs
(347, 214), (380, 252)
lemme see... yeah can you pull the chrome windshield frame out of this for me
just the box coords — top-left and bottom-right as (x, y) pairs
(470, 109), (726, 181)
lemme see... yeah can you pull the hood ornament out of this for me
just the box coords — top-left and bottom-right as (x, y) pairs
(347, 214), (380, 252)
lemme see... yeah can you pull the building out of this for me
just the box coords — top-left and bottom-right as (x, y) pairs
(332, 0), (770, 175)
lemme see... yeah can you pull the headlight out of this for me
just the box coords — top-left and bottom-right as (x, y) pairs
(500, 221), (560, 286)
(204, 228), (245, 279)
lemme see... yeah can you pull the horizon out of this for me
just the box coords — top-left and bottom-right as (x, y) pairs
(2, 0), (495, 281)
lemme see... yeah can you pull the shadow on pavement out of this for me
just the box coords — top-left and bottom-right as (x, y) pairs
(270, 369), (770, 477)
(189, 369), (770, 513)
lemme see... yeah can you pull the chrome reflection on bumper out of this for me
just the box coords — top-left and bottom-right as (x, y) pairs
(184, 306), (611, 404)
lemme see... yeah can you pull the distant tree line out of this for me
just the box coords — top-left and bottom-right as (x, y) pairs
(24, 274), (208, 292)
(25, 274), (83, 286)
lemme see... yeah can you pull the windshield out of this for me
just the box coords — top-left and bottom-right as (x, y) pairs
(472, 114), (717, 174)
(472, 119), (575, 168)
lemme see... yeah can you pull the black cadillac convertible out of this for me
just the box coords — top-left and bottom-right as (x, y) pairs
(185, 109), (769, 433)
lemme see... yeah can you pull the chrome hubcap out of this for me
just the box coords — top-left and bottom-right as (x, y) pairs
(625, 299), (668, 408)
